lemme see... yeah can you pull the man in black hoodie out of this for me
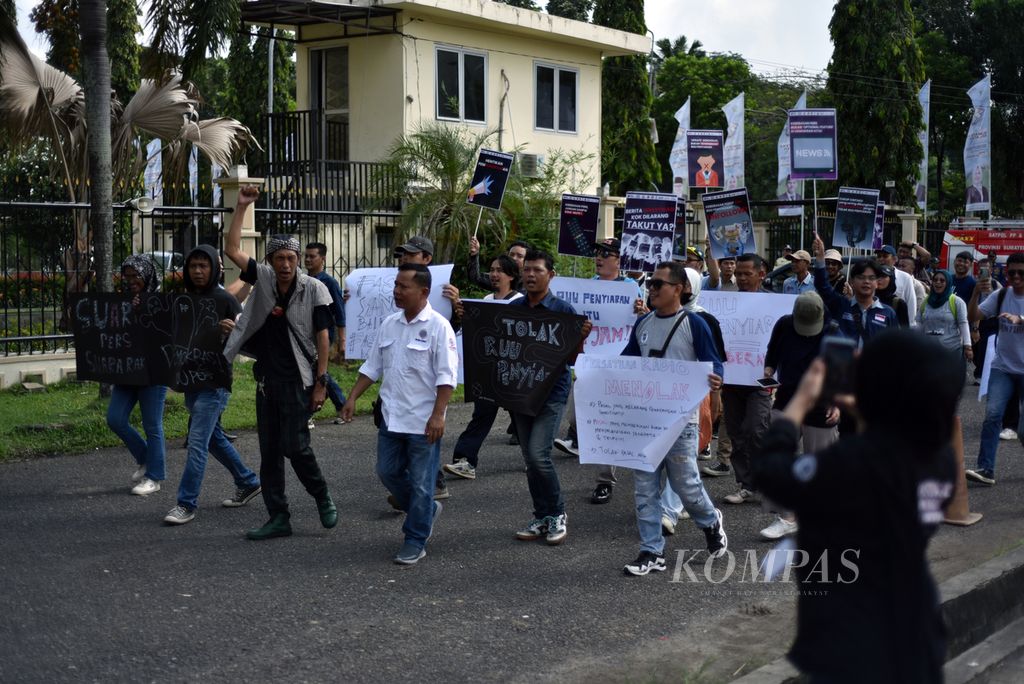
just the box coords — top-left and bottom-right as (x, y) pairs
(163, 245), (262, 525)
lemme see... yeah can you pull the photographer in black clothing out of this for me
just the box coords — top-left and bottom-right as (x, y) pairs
(755, 330), (960, 683)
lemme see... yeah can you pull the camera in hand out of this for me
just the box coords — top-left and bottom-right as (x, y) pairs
(821, 335), (856, 401)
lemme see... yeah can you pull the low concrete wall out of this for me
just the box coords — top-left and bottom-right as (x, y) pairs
(0, 352), (77, 389)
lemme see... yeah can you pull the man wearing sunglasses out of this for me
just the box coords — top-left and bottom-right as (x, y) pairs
(967, 252), (1024, 486)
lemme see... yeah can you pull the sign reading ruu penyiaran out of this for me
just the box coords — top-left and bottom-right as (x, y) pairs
(71, 293), (231, 391)
(461, 301), (585, 416)
(788, 108), (838, 181)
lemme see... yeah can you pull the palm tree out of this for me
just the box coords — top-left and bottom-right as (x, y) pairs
(0, 10), (255, 322)
(143, 0), (240, 81)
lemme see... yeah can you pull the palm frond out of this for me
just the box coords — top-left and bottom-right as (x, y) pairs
(180, 117), (258, 168)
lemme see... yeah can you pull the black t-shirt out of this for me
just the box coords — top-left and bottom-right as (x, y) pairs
(243, 258), (333, 383)
(764, 315), (830, 427)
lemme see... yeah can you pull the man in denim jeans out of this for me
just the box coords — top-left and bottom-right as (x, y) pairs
(621, 261), (728, 576)
(163, 245), (261, 525)
(967, 251), (1024, 486)
(343, 264), (458, 564)
(511, 250), (592, 546)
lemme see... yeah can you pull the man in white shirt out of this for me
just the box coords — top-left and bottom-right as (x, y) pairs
(343, 264), (459, 564)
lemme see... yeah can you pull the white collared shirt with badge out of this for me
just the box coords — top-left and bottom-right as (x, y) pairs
(358, 301), (459, 434)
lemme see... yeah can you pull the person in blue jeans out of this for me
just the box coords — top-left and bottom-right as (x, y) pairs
(343, 264), (458, 565)
(107, 254), (168, 496)
(163, 246), (261, 525)
(621, 261), (728, 576)
(510, 250), (592, 546)
(967, 251), (1024, 485)
(304, 242), (348, 425)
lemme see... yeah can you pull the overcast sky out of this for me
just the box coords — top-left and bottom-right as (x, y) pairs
(16, 0), (835, 75)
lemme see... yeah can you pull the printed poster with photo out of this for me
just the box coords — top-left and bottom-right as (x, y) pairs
(556, 193), (601, 258)
(619, 192), (678, 273)
(466, 148), (515, 211)
(701, 188), (756, 260)
(788, 108), (838, 181)
(833, 187), (881, 251)
(686, 130), (724, 190)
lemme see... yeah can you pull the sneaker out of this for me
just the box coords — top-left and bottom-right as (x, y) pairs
(131, 478), (161, 496)
(163, 505), (196, 525)
(387, 494), (404, 513)
(698, 444), (712, 460)
(246, 513), (292, 540)
(623, 551), (667, 576)
(222, 484), (262, 507)
(224, 431), (238, 442)
(590, 483), (613, 504)
(131, 466), (146, 484)
(307, 417), (316, 429)
(317, 494), (338, 528)
(333, 412), (348, 425)
(553, 438), (579, 457)
(965, 468), (996, 485)
(760, 516), (798, 540)
(723, 488), (758, 505)
(661, 514), (676, 536)
(701, 462), (731, 477)
(443, 459), (477, 480)
(508, 434), (519, 446)
(703, 509), (728, 558)
(545, 513), (568, 545)
(434, 483), (451, 500)
(394, 541), (426, 565)
(1000, 428), (1018, 441)
(515, 518), (549, 541)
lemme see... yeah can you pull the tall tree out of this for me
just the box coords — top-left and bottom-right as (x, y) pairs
(79, 0), (113, 292)
(592, 0), (659, 194)
(827, 0), (925, 204)
(546, 0), (593, 22)
(144, 0), (240, 82)
(650, 35), (704, 71)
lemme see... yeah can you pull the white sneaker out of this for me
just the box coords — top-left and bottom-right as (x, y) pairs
(131, 466), (146, 484)
(307, 417), (316, 430)
(553, 438), (580, 457)
(760, 516), (798, 540)
(723, 488), (758, 505)
(1000, 428), (1018, 441)
(131, 478), (161, 496)
(163, 505), (195, 525)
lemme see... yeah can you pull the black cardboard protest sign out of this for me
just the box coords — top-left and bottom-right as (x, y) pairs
(620, 191), (678, 273)
(461, 301), (586, 416)
(72, 293), (231, 391)
(788, 108), (838, 181)
(833, 186), (881, 251)
(557, 193), (601, 257)
(467, 148), (515, 211)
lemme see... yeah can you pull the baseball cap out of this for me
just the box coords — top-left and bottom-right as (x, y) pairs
(783, 244), (793, 252)
(876, 245), (897, 256)
(823, 249), (843, 263)
(792, 292), (825, 337)
(791, 249), (812, 262)
(394, 235), (434, 256)
(592, 237), (621, 254)
(879, 265), (895, 278)
(956, 250), (974, 262)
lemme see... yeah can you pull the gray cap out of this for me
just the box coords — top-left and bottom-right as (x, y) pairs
(793, 291), (825, 337)
(394, 235), (434, 257)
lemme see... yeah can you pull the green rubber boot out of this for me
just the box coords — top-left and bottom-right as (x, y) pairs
(246, 513), (292, 540)
(317, 495), (338, 529)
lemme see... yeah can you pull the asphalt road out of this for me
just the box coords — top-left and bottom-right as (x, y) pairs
(2, 381), (1023, 683)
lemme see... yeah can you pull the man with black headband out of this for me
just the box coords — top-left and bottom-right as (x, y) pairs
(223, 186), (339, 540)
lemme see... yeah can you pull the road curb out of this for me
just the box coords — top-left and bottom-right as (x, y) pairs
(732, 542), (1024, 683)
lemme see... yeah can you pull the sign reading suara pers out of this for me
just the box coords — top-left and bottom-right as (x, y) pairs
(788, 108), (838, 181)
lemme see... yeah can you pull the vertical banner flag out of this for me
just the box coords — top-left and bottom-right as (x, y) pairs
(557, 194), (601, 258)
(833, 187), (881, 250)
(686, 130), (725, 190)
(212, 162), (223, 224)
(143, 138), (162, 206)
(619, 192), (678, 272)
(722, 93), (745, 190)
(702, 188), (756, 259)
(188, 146), (198, 206)
(467, 149), (515, 211)
(669, 97), (691, 198)
(916, 81), (930, 212)
(964, 75), (991, 213)
(788, 108), (838, 181)
(872, 201), (885, 250)
(777, 91), (807, 216)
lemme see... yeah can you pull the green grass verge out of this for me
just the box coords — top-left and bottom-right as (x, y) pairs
(0, 360), (464, 462)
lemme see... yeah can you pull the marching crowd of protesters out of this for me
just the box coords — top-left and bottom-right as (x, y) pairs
(104, 186), (1018, 679)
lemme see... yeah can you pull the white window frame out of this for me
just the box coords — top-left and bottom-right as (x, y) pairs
(534, 61), (578, 135)
(435, 45), (488, 125)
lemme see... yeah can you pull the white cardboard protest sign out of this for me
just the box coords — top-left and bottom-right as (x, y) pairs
(343, 264), (455, 359)
(551, 277), (639, 356)
(979, 336), (996, 400)
(574, 355), (711, 472)
(698, 290), (797, 386)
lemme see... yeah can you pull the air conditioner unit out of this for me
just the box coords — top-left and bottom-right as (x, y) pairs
(519, 153), (544, 179)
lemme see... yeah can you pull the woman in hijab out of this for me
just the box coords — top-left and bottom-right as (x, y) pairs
(917, 268), (973, 375)
(106, 255), (169, 496)
(876, 265), (910, 326)
(755, 330), (961, 682)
